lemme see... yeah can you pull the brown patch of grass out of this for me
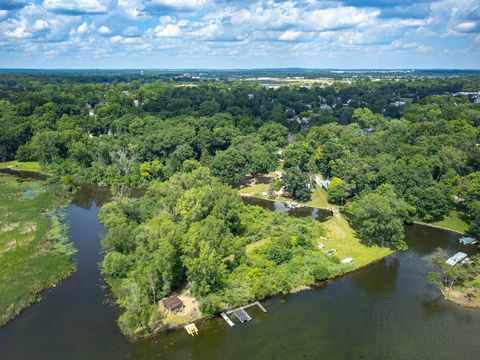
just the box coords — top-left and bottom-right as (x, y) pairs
(445, 286), (480, 309)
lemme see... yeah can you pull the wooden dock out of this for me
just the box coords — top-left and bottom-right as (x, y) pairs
(234, 308), (251, 323)
(220, 312), (235, 327)
(221, 301), (268, 326)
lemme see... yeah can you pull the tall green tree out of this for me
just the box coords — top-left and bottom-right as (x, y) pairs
(282, 167), (312, 201)
(345, 184), (414, 249)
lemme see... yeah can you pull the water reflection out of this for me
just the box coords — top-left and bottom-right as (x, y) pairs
(241, 196), (332, 222)
(352, 256), (400, 297)
(73, 183), (112, 209)
(0, 168), (48, 180)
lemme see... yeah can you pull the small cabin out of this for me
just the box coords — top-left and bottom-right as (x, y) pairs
(162, 295), (184, 313)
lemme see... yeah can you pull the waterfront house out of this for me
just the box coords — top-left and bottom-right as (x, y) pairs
(163, 295), (184, 313)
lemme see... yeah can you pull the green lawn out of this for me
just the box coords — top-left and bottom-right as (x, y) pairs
(431, 211), (470, 234)
(321, 215), (392, 269)
(0, 174), (74, 326)
(306, 186), (335, 209)
(238, 172), (275, 197)
(0, 161), (42, 172)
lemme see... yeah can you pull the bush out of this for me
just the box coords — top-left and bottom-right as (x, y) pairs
(327, 177), (349, 205)
(201, 293), (224, 317)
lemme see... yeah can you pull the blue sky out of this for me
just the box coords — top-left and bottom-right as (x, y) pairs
(0, 0), (479, 69)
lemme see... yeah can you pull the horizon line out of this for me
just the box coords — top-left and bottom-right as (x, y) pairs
(1, 67), (480, 71)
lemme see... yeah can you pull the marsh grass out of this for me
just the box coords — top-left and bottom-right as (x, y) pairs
(0, 174), (75, 326)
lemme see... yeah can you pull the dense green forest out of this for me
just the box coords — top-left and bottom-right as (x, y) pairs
(1, 74), (479, 233)
(1, 73), (479, 335)
(99, 167), (351, 336)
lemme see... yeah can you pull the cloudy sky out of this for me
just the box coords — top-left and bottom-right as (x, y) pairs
(0, 0), (479, 69)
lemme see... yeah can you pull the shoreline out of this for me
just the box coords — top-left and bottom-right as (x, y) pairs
(141, 249), (396, 339)
(444, 288), (480, 310)
(0, 172), (76, 328)
(135, 201), (395, 339)
(241, 193), (471, 238)
(412, 221), (468, 236)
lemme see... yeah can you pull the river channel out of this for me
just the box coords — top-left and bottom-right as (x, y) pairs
(0, 178), (479, 360)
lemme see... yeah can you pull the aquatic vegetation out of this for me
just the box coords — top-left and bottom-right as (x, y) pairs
(0, 174), (75, 326)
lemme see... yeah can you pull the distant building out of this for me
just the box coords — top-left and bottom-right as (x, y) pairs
(362, 128), (375, 136)
(162, 295), (184, 313)
(392, 100), (406, 106)
(320, 179), (331, 191)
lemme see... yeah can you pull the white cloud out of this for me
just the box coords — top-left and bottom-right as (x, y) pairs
(77, 22), (88, 34)
(416, 44), (433, 52)
(154, 23), (182, 37)
(117, 0), (146, 20)
(0, 10), (8, 21)
(456, 21), (476, 31)
(44, 0), (107, 15)
(279, 30), (303, 41)
(149, 0), (207, 11)
(0, 0), (479, 68)
(4, 20), (31, 38)
(306, 7), (379, 31)
(98, 25), (110, 35)
(32, 19), (49, 31)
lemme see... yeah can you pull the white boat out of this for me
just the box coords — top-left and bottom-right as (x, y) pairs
(341, 258), (353, 263)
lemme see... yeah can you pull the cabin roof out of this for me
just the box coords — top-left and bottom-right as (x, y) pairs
(162, 295), (183, 310)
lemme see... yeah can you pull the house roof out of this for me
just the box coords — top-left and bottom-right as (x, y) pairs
(163, 295), (183, 310)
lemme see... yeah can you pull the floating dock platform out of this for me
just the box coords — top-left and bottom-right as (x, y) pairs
(234, 308), (252, 323)
(185, 323), (199, 336)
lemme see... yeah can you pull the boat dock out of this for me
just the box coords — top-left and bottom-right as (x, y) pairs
(233, 308), (251, 323)
(220, 301), (267, 326)
(220, 312), (235, 327)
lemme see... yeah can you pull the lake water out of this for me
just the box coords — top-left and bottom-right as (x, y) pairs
(1, 182), (479, 360)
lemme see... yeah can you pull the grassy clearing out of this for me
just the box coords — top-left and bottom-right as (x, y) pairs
(240, 174), (333, 210)
(238, 172), (275, 197)
(306, 186), (334, 209)
(431, 210), (470, 234)
(0, 174), (74, 326)
(240, 175), (390, 269)
(240, 177), (390, 269)
(0, 161), (41, 172)
(321, 215), (392, 269)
